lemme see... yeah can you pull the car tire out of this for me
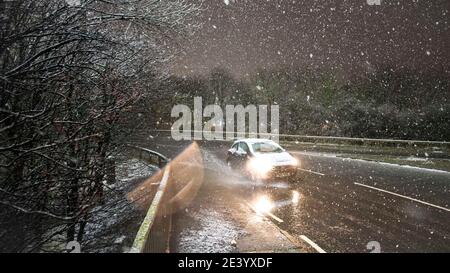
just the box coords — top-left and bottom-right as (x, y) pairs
(226, 159), (232, 169)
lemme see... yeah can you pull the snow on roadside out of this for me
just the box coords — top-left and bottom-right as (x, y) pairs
(116, 158), (158, 184)
(297, 151), (450, 175)
(344, 158), (450, 175)
(83, 158), (158, 252)
(176, 208), (240, 253)
(405, 156), (429, 162)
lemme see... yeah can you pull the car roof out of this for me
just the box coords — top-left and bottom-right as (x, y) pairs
(233, 138), (274, 145)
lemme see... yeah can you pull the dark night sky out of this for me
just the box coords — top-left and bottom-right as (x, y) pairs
(171, 0), (449, 79)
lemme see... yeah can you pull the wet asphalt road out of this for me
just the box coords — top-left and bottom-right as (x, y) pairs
(140, 137), (450, 253)
(271, 152), (450, 253)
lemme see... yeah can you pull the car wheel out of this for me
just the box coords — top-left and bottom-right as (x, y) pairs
(226, 159), (232, 169)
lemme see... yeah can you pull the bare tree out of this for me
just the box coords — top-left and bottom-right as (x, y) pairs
(0, 0), (200, 252)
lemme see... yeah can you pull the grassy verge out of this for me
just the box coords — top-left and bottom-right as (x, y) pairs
(336, 153), (450, 173)
(282, 141), (450, 172)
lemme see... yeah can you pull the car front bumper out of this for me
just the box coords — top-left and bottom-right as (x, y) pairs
(268, 165), (298, 178)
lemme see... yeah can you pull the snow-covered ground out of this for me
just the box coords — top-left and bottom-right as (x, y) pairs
(342, 157), (450, 175)
(299, 151), (450, 174)
(82, 158), (159, 253)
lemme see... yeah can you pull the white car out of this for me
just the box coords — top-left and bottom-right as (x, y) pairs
(226, 138), (300, 181)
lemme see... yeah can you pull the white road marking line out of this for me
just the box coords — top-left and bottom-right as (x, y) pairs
(354, 182), (450, 213)
(297, 168), (325, 176)
(299, 235), (326, 253)
(267, 212), (284, 223)
(245, 202), (284, 223)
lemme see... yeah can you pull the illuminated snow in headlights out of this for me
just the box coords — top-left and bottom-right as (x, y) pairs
(292, 190), (300, 204)
(290, 157), (299, 166)
(253, 195), (274, 214)
(248, 158), (273, 177)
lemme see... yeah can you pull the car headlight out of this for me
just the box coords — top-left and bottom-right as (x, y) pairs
(248, 158), (273, 177)
(290, 157), (299, 166)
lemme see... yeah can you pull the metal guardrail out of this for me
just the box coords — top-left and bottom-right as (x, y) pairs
(128, 146), (172, 253)
(277, 134), (450, 148)
(146, 129), (450, 148)
(130, 166), (173, 253)
(128, 145), (169, 168)
(128, 142), (204, 253)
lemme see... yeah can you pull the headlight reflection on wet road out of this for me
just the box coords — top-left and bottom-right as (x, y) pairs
(249, 189), (303, 224)
(253, 195), (274, 214)
(292, 190), (300, 204)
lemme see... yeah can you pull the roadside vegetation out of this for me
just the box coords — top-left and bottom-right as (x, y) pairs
(0, 0), (199, 252)
(150, 66), (449, 142)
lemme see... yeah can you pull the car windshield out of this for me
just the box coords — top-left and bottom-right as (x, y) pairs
(252, 142), (284, 153)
